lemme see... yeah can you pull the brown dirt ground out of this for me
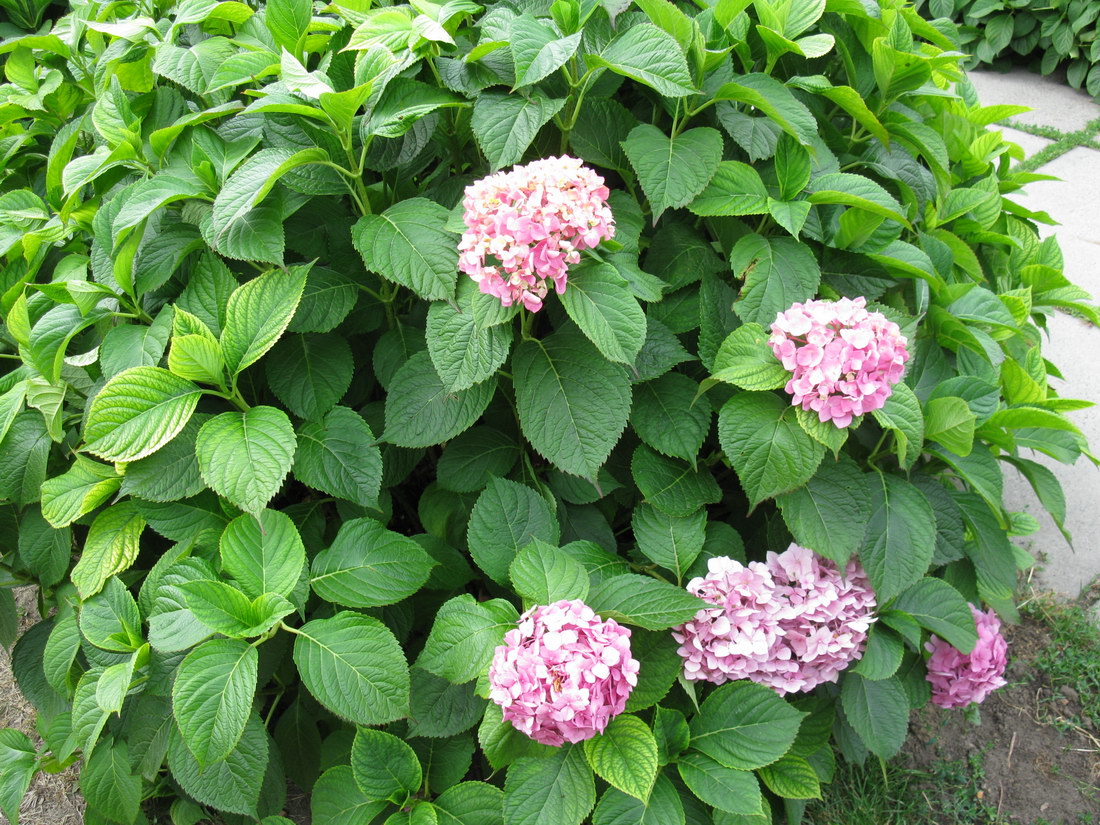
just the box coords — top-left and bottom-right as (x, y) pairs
(904, 614), (1100, 824)
(0, 587), (83, 825)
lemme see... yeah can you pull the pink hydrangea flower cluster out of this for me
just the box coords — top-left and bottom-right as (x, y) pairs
(488, 599), (639, 746)
(925, 604), (1008, 709)
(768, 296), (909, 428)
(458, 156), (615, 312)
(673, 545), (877, 696)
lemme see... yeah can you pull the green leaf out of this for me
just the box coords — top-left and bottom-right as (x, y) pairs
(407, 668), (487, 738)
(688, 161), (769, 217)
(510, 16), (582, 88)
(40, 457), (121, 528)
(709, 324), (789, 391)
(267, 333), (353, 419)
(80, 738), (141, 824)
(312, 765), (388, 825)
(777, 458), (871, 565)
(292, 611), (410, 724)
(219, 509), (306, 599)
(311, 517), (436, 607)
(591, 774), (685, 825)
(689, 681), (805, 770)
(839, 674), (909, 758)
(851, 624), (904, 681)
(294, 406), (383, 508)
(891, 577), (977, 653)
(586, 574), (707, 630)
(179, 252), (238, 337)
(169, 333), (224, 385)
(383, 351), (496, 448)
(196, 407), (296, 516)
(677, 751), (763, 816)
(872, 383), (924, 469)
(503, 746), (595, 825)
(767, 197), (811, 237)
(181, 580), (295, 637)
(514, 331), (631, 479)
(730, 234), (821, 326)
(167, 713), (268, 817)
(351, 727), (422, 803)
(71, 503), (146, 599)
(266, 0), (310, 52)
(84, 366), (202, 462)
(0, 729), (37, 824)
(468, 477), (559, 585)
(625, 630), (682, 712)
(353, 198), (458, 302)
(427, 286), (513, 392)
(712, 74), (817, 145)
(756, 754), (821, 800)
(587, 23), (695, 97)
(471, 92), (567, 171)
(622, 125), (723, 221)
(112, 173), (206, 248)
(434, 782), (504, 825)
(924, 396), (976, 456)
(583, 715), (658, 801)
(806, 172), (909, 227)
(510, 539), (590, 604)
(437, 427), (519, 493)
(364, 78), (466, 139)
(172, 639), (258, 766)
(42, 613), (81, 694)
(859, 474), (936, 602)
(718, 392), (825, 509)
(220, 264), (309, 375)
(632, 503), (705, 582)
(631, 373), (711, 464)
(78, 576), (142, 652)
(560, 262), (647, 365)
(289, 267), (358, 333)
(17, 510), (69, 589)
(417, 594), (519, 683)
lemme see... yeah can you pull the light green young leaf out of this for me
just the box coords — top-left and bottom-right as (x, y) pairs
(220, 509), (306, 600)
(220, 264), (309, 375)
(688, 161), (769, 217)
(71, 503), (146, 599)
(196, 407), (296, 516)
(172, 639), (258, 766)
(583, 715), (658, 802)
(709, 324), (789, 391)
(84, 367), (202, 463)
(40, 457), (121, 528)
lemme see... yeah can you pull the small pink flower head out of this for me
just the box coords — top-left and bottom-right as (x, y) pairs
(488, 599), (639, 746)
(925, 604), (1008, 709)
(767, 296), (910, 428)
(673, 545), (877, 696)
(458, 156), (615, 312)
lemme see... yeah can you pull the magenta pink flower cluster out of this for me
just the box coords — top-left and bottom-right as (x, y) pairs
(457, 156), (615, 312)
(768, 296), (909, 428)
(487, 599), (639, 746)
(673, 545), (877, 696)
(925, 604), (1008, 709)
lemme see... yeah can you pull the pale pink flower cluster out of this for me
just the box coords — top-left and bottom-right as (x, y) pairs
(673, 545), (877, 696)
(768, 296), (909, 428)
(925, 604), (1008, 709)
(487, 599), (639, 746)
(458, 156), (615, 312)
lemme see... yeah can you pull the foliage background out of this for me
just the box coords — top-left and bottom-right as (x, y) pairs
(0, 0), (1097, 822)
(916, 0), (1100, 98)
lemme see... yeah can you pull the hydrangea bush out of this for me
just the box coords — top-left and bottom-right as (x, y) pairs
(0, 0), (1095, 822)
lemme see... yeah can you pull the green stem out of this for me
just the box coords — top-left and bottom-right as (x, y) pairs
(208, 387), (250, 412)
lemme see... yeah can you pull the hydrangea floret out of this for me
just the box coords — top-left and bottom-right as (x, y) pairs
(768, 296), (910, 428)
(925, 604), (1008, 708)
(673, 545), (878, 696)
(458, 156), (615, 312)
(487, 599), (640, 746)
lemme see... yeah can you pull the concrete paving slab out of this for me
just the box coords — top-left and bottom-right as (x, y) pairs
(1000, 126), (1053, 159)
(1002, 147), (1100, 597)
(968, 68), (1100, 133)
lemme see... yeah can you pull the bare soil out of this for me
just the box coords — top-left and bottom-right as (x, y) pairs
(905, 616), (1100, 824)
